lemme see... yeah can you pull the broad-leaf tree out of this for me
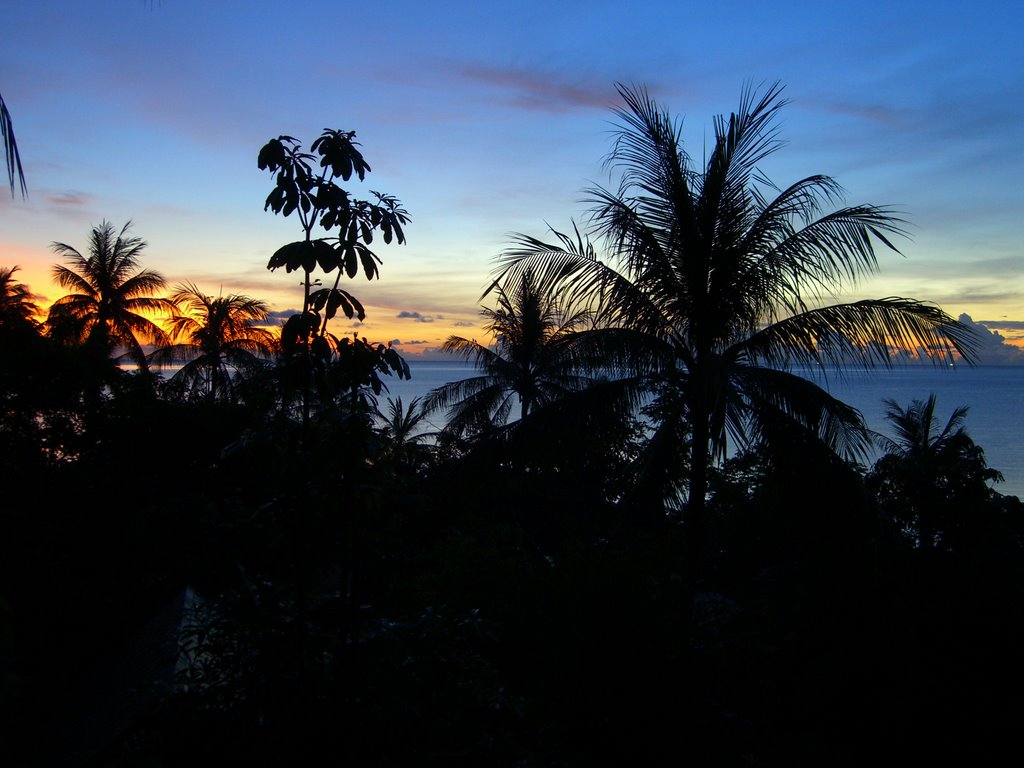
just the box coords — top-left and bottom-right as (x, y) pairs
(149, 282), (276, 403)
(494, 83), (977, 571)
(258, 130), (410, 423)
(47, 221), (171, 371)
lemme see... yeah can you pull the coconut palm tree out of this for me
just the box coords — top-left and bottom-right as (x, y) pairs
(375, 395), (436, 467)
(424, 268), (597, 437)
(494, 83), (976, 569)
(870, 394), (1001, 551)
(876, 394), (970, 459)
(149, 282), (276, 402)
(0, 265), (39, 330)
(47, 220), (171, 371)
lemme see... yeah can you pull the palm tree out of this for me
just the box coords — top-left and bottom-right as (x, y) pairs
(494, 83), (976, 569)
(47, 220), (171, 371)
(424, 268), (597, 436)
(877, 394), (969, 459)
(149, 282), (276, 402)
(870, 394), (1001, 551)
(0, 265), (40, 330)
(375, 395), (436, 466)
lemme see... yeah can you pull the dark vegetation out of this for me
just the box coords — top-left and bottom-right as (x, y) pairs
(3, 86), (1023, 766)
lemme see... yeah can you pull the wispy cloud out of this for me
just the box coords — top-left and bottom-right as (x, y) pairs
(805, 96), (905, 126)
(46, 190), (92, 207)
(978, 320), (1024, 330)
(454, 63), (612, 114)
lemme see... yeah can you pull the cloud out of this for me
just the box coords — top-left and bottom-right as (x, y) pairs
(397, 310), (434, 323)
(452, 320), (475, 327)
(454, 63), (612, 114)
(266, 309), (300, 321)
(959, 314), (1024, 364)
(411, 345), (459, 360)
(978, 320), (1024, 331)
(807, 97), (904, 126)
(47, 190), (92, 207)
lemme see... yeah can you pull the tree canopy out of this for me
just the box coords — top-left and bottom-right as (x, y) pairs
(493, 82), (977, 565)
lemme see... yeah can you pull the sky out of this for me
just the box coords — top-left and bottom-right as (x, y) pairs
(2, 0), (1023, 361)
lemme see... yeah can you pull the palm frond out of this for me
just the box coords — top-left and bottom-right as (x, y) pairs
(422, 374), (498, 415)
(50, 261), (96, 295)
(1, 92), (26, 198)
(759, 205), (908, 311)
(607, 83), (691, 202)
(712, 80), (788, 193)
(738, 298), (978, 370)
(735, 366), (872, 462)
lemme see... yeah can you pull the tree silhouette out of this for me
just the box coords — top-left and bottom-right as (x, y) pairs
(376, 396), (435, 467)
(148, 282), (275, 402)
(869, 393), (1002, 551)
(47, 221), (171, 371)
(258, 129), (410, 425)
(495, 83), (977, 572)
(425, 268), (596, 436)
(0, 265), (39, 330)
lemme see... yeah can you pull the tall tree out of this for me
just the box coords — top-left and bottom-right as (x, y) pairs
(425, 268), (597, 436)
(495, 83), (976, 573)
(258, 129), (410, 425)
(47, 221), (171, 371)
(149, 282), (276, 402)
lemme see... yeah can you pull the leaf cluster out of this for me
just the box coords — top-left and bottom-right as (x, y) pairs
(259, 130), (409, 282)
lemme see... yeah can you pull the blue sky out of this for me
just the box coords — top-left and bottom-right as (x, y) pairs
(2, 0), (1022, 359)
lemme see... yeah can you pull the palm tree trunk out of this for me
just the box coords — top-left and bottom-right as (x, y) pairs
(688, 413), (710, 587)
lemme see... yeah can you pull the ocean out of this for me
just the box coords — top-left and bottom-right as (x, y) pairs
(384, 361), (1024, 499)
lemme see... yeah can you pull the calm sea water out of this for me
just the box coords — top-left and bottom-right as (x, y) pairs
(384, 361), (1024, 499)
